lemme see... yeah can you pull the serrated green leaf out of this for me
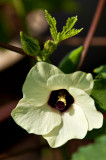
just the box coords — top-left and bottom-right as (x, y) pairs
(45, 10), (82, 43)
(85, 120), (106, 139)
(20, 32), (40, 56)
(60, 16), (83, 41)
(61, 28), (83, 41)
(45, 10), (58, 41)
(72, 135), (106, 160)
(59, 46), (83, 73)
(61, 16), (78, 36)
(56, 32), (61, 43)
(91, 77), (106, 112)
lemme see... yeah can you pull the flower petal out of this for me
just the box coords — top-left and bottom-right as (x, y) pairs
(69, 87), (103, 131)
(47, 71), (93, 94)
(11, 98), (61, 135)
(71, 71), (94, 95)
(43, 104), (88, 148)
(23, 62), (63, 106)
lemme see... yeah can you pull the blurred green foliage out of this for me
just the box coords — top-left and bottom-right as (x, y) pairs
(59, 46), (83, 73)
(91, 77), (106, 113)
(72, 135), (106, 160)
(0, 0), (80, 43)
(94, 65), (106, 74)
(22, 0), (80, 13)
(0, 13), (11, 42)
(1, 0), (80, 13)
(91, 64), (106, 113)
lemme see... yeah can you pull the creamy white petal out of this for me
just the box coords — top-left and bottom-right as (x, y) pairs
(23, 62), (63, 106)
(35, 62), (63, 80)
(43, 104), (88, 148)
(70, 71), (94, 95)
(47, 74), (70, 91)
(69, 87), (103, 131)
(11, 98), (61, 135)
(47, 71), (93, 94)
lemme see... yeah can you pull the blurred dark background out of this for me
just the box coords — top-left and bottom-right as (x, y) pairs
(0, 0), (106, 159)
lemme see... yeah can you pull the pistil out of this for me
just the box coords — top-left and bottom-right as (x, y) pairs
(55, 91), (66, 111)
(48, 89), (74, 112)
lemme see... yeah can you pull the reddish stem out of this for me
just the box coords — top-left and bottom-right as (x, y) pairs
(0, 41), (36, 60)
(79, 0), (105, 68)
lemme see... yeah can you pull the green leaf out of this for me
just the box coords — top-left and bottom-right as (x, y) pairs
(94, 65), (106, 74)
(85, 120), (106, 139)
(60, 16), (83, 41)
(20, 32), (40, 56)
(59, 46), (83, 73)
(92, 65), (106, 110)
(61, 28), (83, 40)
(72, 135), (106, 160)
(45, 10), (58, 42)
(61, 16), (78, 35)
(45, 11), (82, 43)
(99, 73), (106, 79)
(94, 65), (106, 79)
(91, 76), (106, 112)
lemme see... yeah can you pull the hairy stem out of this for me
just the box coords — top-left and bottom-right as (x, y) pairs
(79, 0), (105, 68)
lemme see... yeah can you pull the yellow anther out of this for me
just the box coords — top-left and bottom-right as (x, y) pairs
(57, 91), (66, 106)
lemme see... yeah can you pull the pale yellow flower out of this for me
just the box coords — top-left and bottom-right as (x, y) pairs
(11, 62), (103, 148)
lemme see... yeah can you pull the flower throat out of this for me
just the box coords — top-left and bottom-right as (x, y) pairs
(48, 89), (74, 112)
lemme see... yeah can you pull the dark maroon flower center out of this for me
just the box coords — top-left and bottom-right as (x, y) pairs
(55, 101), (66, 111)
(48, 89), (74, 112)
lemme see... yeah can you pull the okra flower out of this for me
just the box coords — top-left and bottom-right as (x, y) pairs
(11, 62), (103, 148)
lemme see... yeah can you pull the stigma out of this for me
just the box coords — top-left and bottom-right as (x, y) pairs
(55, 91), (66, 111)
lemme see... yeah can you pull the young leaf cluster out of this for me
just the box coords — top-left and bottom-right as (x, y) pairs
(20, 10), (83, 62)
(45, 10), (83, 43)
(20, 31), (57, 62)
